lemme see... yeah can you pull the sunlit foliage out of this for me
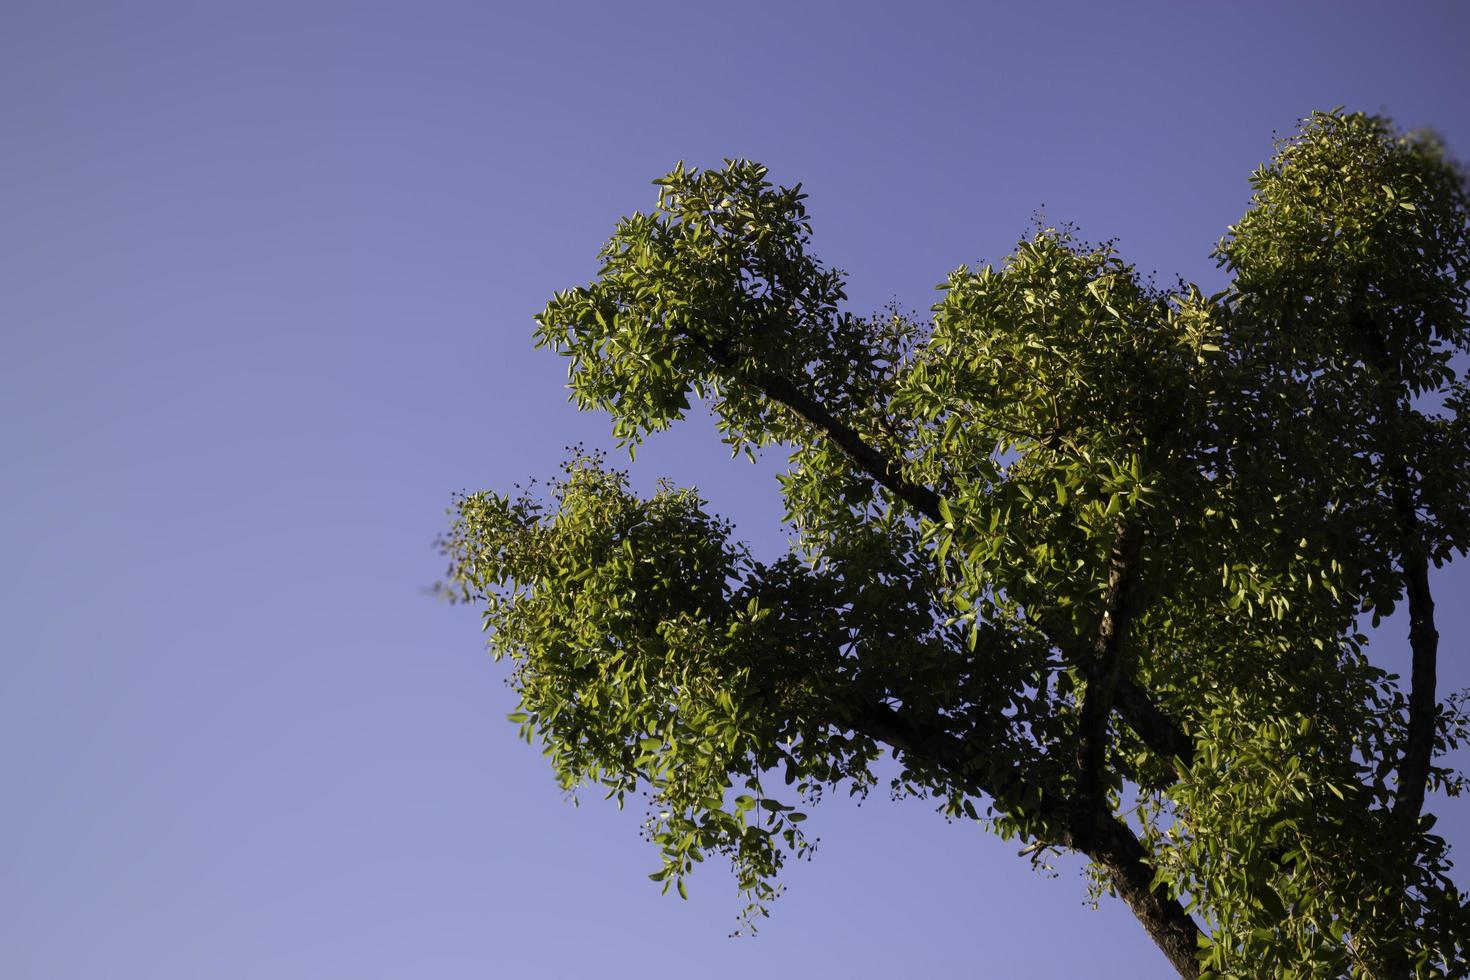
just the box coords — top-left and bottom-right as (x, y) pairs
(443, 112), (1470, 977)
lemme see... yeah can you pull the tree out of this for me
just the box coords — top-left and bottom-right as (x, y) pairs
(440, 111), (1470, 977)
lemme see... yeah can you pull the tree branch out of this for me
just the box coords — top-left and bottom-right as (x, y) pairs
(1392, 505), (1439, 827)
(849, 701), (1202, 978)
(683, 333), (942, 518)
(757, 358), (1204, 970)
(1030, 606), (1194, 775)
(689, 333), (1205, 974)
(1115, 677), (1196, 770)
(1353, 311), (1441, 826)
(1056, 810), (1205, 978)
(745, 365), (945, 520)
(1076, 521), (1144, 807)
(704, 344), (1197, 776)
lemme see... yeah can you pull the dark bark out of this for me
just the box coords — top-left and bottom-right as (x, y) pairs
(1352, 311), (1444, 980)
(688, 334), (944, 521)
(1115, 678), (1195, 769)
(744, 365), (945, 520)
(726, 353), (1198, 770)
(1060, 528), (1202, 975)
(1393, 539), (1440, 826)
(851, 702), (1203, 978)
(1032, 604), (1195, 775)
(1353, 312), (1441, 827)
(705, 346), (1205, 975)
(1057, 812), (1204, 978)
(1378, 499), (1438, 980)
(1076, 521), (1144, 807)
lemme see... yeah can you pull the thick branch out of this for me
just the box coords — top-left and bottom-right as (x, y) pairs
(1393, 527), (1440, 825)
(745, 366), (945, 519)
(1032, 608), (1194, 775)
(686, 333), (941, 518)
(1061, 526), (1202, 978)
(1115, 677), (1196, 769)
(1057, 811), (1205, 978)
(716, 349), (1196, 775)
(849, 701), (1202, 978)
(1380, 444), (1439, 828)
(1354, 312), (1441, 825)
(1076, 521), (1144, 806)
(699, 340), (1202, 972)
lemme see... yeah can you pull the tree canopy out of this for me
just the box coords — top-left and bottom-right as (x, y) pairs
(441, 111), (1470, 977)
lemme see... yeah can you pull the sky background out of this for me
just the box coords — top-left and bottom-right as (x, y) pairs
(5, 2), (1470, 977)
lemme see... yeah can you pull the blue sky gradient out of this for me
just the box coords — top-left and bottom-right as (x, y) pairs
(5, 2), (1470, 976)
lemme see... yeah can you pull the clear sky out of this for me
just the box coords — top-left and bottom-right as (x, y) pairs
(5, 2), (1469, 977)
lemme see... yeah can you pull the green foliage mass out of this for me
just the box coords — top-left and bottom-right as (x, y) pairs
(442, 112), (1470, 977)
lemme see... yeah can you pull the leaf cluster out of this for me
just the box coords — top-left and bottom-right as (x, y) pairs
(445, 112), (1470, 974)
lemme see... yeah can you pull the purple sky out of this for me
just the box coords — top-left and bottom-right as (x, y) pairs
(5, 2), (1470, 976)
